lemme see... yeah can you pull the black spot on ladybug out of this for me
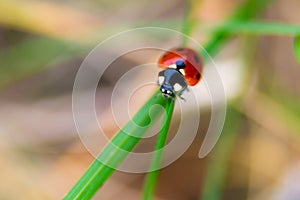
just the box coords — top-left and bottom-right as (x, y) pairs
(194, 55), (199, 63)
(196, 74), (201, 79)
(176, 47), (184, 51)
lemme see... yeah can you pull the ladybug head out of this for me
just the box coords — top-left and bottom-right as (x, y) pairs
(160, 84), (174, 99)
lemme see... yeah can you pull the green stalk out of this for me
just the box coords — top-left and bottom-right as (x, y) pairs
(181, 0), (199, 46)
(295, 36), (300, 64)
(142, 98), (175, 200)
(64, 90), (166, 200)
(201, 105), (241, 200)
(201, 0), (273, 61)
(199, 1), (272, 199)
(214, 21), (300, 36)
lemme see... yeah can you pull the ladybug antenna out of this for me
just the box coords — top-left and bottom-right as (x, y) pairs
(175, 60), (185, 70)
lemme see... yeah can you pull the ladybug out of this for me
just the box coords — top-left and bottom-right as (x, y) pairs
(157, 47), (203, 100)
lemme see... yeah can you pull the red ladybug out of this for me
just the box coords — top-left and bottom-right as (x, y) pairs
(158, 47), (203, 86)
(157, 47), (203, 100)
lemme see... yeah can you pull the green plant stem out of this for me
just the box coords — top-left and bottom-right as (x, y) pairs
(142, 98), (175, 200)
(181, 0), (199, 46)
(201, 0), (272, 61)
(214, 21), (300, 36)
(199, 1), (272, 199)
(64, 90), (166, 200)
(294, 36), (300, 64)
(201, 105), (241, 200)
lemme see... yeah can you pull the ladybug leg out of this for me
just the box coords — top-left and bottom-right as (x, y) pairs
(177, 86), (187, 101)
(177, 92), (185, 101)
(178, 95), (186, 102)
(178, 86), (187, 96)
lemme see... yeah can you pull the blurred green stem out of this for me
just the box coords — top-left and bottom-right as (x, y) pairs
(201, 0), (272, 61)
(201, 105), (241, 200)
(214, 21), (300, 36)
(181, 0), (200, 45)
(200, 0), (272, 199)
(294, 36), (300, 64)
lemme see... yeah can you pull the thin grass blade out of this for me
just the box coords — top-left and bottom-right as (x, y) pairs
(142, 98), (175, 200)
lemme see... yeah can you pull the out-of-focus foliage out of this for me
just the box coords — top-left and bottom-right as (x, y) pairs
(201, 105), (241, 200)
(295, 36), (300, 64)
(0, 37), (87, 87)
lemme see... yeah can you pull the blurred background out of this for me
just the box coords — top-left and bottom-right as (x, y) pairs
(0, 0), (300, 199)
